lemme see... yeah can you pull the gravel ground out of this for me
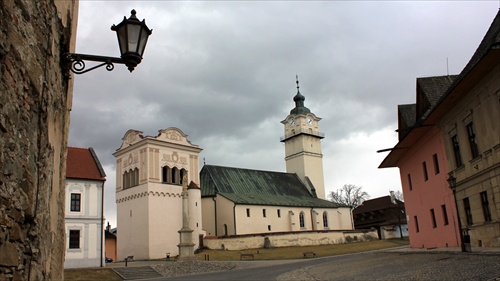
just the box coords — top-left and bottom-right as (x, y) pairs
(151, 261), (236, 277)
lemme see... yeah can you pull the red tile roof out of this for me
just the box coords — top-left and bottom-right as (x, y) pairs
(66, 147), (106, 181)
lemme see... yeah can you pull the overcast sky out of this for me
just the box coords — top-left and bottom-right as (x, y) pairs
(68, 1), (499, 228)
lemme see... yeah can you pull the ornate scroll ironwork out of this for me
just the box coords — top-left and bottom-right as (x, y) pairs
(66, 53), (124, 75)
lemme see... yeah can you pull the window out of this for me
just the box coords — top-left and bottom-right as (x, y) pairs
(246, 208), (250, 217)
(268, 225), (271, 231)
(407, 174), (413, 191)
(441, 204), (449, 225)
(430, 209), (437, 228)
(69, 230), (80, 249)
(422, 161), (428, 181)
(414, 216), (419, 233)
(70, 193), (81, 212)
(466, 122), (480, 158)
(277, 209), (281, 218)
(433, 154), (440, 174)
(322, 212), (329, 228)
(480, 191), (492, 222)
(263, 209), (266, 218)
(162, 166), (171, 183)
(123, 168), (140, 189)
(299, 212), (305, 228)
(451, 135), (463, 167)
(463, 198), (473, 225)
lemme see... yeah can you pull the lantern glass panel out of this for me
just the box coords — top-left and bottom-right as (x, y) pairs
(127, 24), (141, 53)
(138, 26), (149, 56)
(117, 25), (128, 55)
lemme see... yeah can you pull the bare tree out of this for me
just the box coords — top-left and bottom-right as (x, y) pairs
(392, 190), (404, 202)
(328, 184), (370, 208)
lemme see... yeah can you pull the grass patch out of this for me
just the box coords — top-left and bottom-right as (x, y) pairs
(195, 238), (409, 261)
(64, 267), (121, 281)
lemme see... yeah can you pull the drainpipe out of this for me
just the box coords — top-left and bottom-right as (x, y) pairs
(100, 181), (105, 267)
(212, 197), (217, 236)
(310, 208), (314, 231)
(233, 203), (237, 235)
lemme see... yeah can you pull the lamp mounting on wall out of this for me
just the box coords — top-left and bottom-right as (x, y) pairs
(66, 9), (152, 75)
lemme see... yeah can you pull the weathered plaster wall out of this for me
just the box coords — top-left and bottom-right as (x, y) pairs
(203, 229), (378, 250)
(0, 1), (78, 280)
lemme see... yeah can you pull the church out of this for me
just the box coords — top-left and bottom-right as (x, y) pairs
(201, 80), (353, 236)
(114, 79), (353, 260)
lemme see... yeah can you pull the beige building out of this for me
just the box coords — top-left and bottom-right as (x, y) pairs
(201, 80), (353, 237)
(114, 128), (203, 260)
(438, 11), (500, 247)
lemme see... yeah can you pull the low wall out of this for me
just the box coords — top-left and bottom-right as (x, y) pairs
(203, 230), (378, 250)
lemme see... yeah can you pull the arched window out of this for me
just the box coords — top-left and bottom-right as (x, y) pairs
(133, 168), (139, 186)
(180, 169), (187, 185)
(299, 212), (305, 228)
(323, 211), (329, 228)
(123, 171), (129, 189)
(172, 167), (179, 184)
(162, 166), (171, 183)
(223, 224), (228, 236)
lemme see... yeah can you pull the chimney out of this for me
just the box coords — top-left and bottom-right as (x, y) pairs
(390, 190), (396, 204)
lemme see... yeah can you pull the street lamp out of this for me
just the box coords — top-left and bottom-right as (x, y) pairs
(447, 174), (467, 252)
(66, 9), (152, 74)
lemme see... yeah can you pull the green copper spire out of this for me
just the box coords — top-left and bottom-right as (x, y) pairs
(290, 75), (311, 115)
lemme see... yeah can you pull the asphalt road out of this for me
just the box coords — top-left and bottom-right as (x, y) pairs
(155, 251), (500, 281)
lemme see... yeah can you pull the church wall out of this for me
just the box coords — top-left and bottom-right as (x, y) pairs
(201, 197), (216, 236)
(203, 229), (378, 250)
(216, 196), (236, 236)
(233, 204), (316, 235)
(116, 186), (150, 260)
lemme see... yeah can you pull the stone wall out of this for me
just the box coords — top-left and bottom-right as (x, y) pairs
(0, 1), (78, 280)
(203, 229), (378, 251)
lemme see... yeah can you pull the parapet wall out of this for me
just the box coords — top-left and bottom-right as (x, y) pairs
(203, 230), (378, 251)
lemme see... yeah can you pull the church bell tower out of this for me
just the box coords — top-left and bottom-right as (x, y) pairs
(281, 77), (326, 199)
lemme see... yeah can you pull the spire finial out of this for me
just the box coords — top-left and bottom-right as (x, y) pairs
(296, 74), (299, 90)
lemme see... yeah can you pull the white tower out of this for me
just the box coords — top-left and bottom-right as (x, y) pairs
(281, 78), (326, 199)
(114, 128), (203, 260)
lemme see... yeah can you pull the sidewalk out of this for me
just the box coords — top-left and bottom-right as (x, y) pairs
(387, 245), (500, 255)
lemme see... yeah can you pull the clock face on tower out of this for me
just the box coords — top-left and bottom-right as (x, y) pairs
(307, 118), (313, 125)
(289, 118), (295, 126)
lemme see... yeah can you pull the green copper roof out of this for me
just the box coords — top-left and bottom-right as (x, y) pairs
(200, 165), (344, 208)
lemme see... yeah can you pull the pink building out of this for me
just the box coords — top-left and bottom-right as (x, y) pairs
(379, 77), (462, 249)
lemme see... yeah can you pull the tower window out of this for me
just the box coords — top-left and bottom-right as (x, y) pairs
(466, 122), (480, 158)
(463, 197), (473, 225)
(263, 209), (266, 217)
(441, 204), (449, 225)
(480, 191), (491, 222)
(433, 154), (440, 175)
(422, 161), (428, 181)
(246, 208), (250, 217)
(430, 209), (437, 228)
(414, 216), (419, 233)
(451, 135), (463, 168)
(277, 209), (281, 218)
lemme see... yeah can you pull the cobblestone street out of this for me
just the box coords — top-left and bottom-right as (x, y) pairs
(277, 251), (500, 281)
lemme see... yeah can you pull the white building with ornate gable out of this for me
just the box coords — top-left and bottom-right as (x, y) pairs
(114, 128), (203, 260)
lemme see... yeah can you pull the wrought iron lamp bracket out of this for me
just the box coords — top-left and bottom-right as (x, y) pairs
(66, 53), (124, 75)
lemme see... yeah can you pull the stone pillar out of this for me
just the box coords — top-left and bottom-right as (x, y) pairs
(177, 174), (196, 260)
